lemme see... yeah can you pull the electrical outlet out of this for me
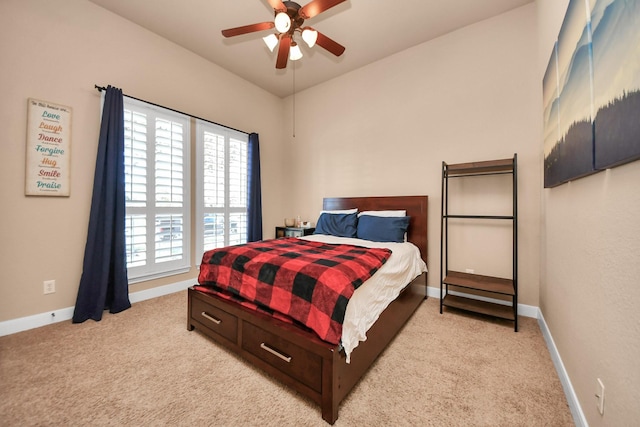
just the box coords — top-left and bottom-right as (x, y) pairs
(465, 268), (475, 274)
(43, 280), (56, 294)
(596, 378), (605, 415)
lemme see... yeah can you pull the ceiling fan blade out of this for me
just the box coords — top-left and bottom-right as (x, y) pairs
(276, 35), (291, 69)
(266, 0), (288, 12)
(299, 0), (346, 20)
(315, 31), (345, 56)
(221, 21), (275, 38)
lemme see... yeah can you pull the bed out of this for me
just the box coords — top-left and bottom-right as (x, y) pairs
(187, 195), (428, 424)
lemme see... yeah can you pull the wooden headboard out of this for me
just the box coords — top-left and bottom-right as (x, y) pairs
(322, 195), (428, 266)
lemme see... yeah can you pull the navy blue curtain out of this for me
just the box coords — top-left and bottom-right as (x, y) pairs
(247, 132), (263, 242)
(73, 86), (131, 323)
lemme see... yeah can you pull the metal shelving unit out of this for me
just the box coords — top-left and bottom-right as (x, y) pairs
(439, 154), (518, 331)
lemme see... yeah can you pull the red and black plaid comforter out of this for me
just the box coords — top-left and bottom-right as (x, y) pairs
(197, 238), (392, 344)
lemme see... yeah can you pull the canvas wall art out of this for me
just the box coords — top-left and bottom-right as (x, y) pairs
(543, 0), (595, 188)
(543, 0), (640, 188)
(543, 42), (560, 188)
(591, 0), (640, 169)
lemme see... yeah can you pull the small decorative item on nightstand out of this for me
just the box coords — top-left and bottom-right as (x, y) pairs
(275, 226), (316, 238)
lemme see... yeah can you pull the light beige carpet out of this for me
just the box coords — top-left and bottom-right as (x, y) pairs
(0, 291), (573, 426)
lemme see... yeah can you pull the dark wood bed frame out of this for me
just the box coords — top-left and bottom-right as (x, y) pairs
(188, 195), (428, 424)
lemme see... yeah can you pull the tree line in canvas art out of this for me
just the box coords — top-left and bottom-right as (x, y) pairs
(545, 89), (640, 186)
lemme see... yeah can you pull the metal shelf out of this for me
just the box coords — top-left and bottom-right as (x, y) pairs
(443, 271), (514, 296)
(445, 157), (515, 176)
(444, 214), (514, 220)
(442, 295), (515, 321)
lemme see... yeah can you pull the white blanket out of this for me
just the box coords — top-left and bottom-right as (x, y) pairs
(300, 234), (427, 362)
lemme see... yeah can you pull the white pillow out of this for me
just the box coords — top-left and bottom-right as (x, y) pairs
(320, 208), (358, 215)
(358, 210), (406, 217)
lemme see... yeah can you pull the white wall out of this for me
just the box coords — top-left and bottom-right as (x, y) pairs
(0, 0), (286, 321)
(281, 5), (541, 305)
(537, 0), (640, 425)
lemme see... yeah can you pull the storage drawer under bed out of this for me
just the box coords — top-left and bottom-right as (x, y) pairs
(242, 322), (322, 393)
(189, 289), (324, 394)
(191, 296), (238, 343)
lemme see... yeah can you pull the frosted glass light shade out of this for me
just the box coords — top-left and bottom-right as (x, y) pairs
(289, 43), (303, 61)
(274, 12), (291, 33)
(263, 34), (279, 52)
(302, 28), (318, 48)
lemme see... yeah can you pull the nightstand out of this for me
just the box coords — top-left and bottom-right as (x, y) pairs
(275, 226), (315, 238)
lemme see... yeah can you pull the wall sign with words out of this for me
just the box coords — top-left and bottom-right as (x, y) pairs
(25, 98), (72, 196)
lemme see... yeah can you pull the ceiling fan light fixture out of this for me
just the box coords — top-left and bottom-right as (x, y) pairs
(221, 0), (347, 69)
(301, 28), (318, 48)
(274, 12), (291, 33)
(263, 33), (279, 52)
(289, 42), (303, 61)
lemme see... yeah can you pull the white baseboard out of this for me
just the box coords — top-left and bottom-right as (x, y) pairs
(128, 279), (193, 304)
(537, 310), (588, 427)
(0, 279), (193, 337)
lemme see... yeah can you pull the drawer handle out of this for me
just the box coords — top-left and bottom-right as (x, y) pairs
(260, 343), (292, 363)
(201, 311), (221, 325)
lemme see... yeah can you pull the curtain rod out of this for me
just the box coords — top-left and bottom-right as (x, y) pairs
(94, 85), (248, 135)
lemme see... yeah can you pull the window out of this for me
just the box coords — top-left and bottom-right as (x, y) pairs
(195, 121), (248, 261)
(123, 98), (190, 282)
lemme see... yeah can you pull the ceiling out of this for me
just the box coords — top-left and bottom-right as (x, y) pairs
(87, 0), (533, 98)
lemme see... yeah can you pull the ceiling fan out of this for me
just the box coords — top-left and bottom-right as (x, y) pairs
(221, 0), (346, 69)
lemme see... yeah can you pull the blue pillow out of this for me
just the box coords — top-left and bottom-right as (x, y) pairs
(356, 215), (410, 243)
(314, 212), (358, 238)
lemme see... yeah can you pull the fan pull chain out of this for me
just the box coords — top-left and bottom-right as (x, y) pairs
(292, 62), (296, 138)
